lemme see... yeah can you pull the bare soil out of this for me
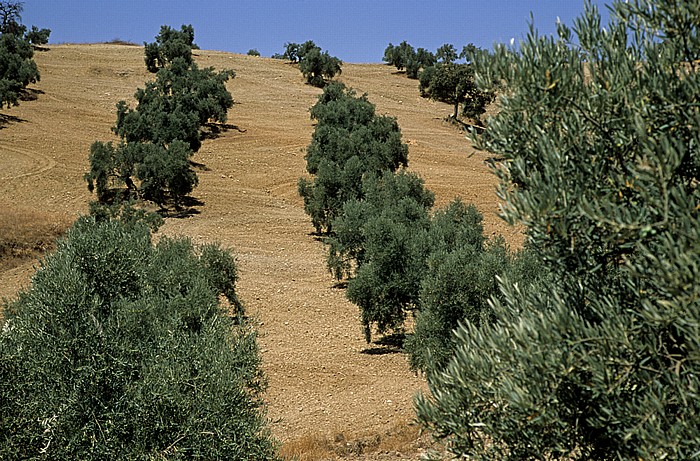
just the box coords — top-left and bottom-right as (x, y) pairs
(0, 45), (521, 459)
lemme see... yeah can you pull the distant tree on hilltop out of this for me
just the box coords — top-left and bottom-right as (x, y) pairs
(144, 24), (197, 73)
(278, 40), (342, 87)
(383, 41), (435, 78)
(0, 0), (22, 35)
(436, 43), (458, 63)
(299, 46), (342, 87)
(419, 46), (494, 123)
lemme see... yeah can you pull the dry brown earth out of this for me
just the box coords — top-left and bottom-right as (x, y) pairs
(0, 44), (521, 459)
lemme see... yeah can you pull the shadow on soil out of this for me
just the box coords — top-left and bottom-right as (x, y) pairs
(160, 196), (204, 219)
(189, 160), (211, 171)
(361, 333), (405, 355)
(0, 113), (27, 129)
(20, 88), (45, 102)
(201, 122), (247, 141)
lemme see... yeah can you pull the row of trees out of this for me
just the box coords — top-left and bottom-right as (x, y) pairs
(384, 41), (495, 123)
(298, 82), (540, 372)
(302, 3), (699, 457)
(383, 41), (462, 78)
(416, 0), (700, 459)
(273, 40), (342, 87)
(85, 25), (235, 208)
(2, 22), (281, 458)
(0, 206), (278, 459)
(0, 0), (49, 109)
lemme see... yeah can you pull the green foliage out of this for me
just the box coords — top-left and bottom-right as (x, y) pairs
(0, 1), (42, 109)
(383, 41), (435, 79)
(0, 0), (22, 35)
(278, 40), (317, 63)
(86, 25), (234, 207)
(114, 58), (234, 152)
(298, 82), (409, 233)
(0, 216), (276, 460)
(328, 171), (434, 280)
(247, 48), (260, 56)
(436, 43), (458, 63)
(297, 40), (319, 60)
(88, 199), (164, 233)
(85, 139), (198, 207)
(419, 61), (494, 121)
(298, 45), (342, 87)
(144, 24), (197, 73)
(281, 42), (300, 62)
(416, 0), (700, 459)
(278, 41), (341, 86)
(0, 30), (37, 108)
(407, 214), (547, 374)
(383, 41), (412, 71)
(409, 47), (437, 78)
(338, 172), (434, 341)
(24, 25), (50, 45)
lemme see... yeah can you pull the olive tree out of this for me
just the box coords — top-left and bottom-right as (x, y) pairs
(0, 215), (277, 460)
(435, 43), (458, 63)
(383, 41), (435, 78)
(144, 24), (197, 72)
(86, 25), (234, 208)
(0, 0), (47, 108)
(298, 82), (408, 233)
(298, 45), (342, 87)
(419, 61), (494, 122)
(330, 172), (434, 341)
(416, 1), (700, 459)
(0, 30), (37, 108)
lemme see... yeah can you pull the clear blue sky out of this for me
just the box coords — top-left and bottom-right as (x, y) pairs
(23, 1), (611, 63)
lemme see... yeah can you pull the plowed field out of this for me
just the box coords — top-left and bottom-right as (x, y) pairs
(0, 44), (521, 459)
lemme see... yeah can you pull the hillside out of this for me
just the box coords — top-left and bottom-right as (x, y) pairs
(0, 44), (520, 459)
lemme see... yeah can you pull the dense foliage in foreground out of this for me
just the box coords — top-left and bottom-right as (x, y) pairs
(0, 213), (277, 460)
(416, 0), (700, 459)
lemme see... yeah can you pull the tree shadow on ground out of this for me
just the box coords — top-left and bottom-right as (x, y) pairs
(361, 332), (405, 355)
(189, 160), (211, 171)
(309, 231), (328, 243)
(0, 113), (27, 129)
(201, 122), (247, 141)
(20, 88), (44, 102)
(160, 196), (204, 219)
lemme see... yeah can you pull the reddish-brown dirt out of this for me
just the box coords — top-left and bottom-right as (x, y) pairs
(0, 45), (521, 459)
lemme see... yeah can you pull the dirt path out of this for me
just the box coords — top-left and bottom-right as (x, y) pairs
(0, 45), (519, 458)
